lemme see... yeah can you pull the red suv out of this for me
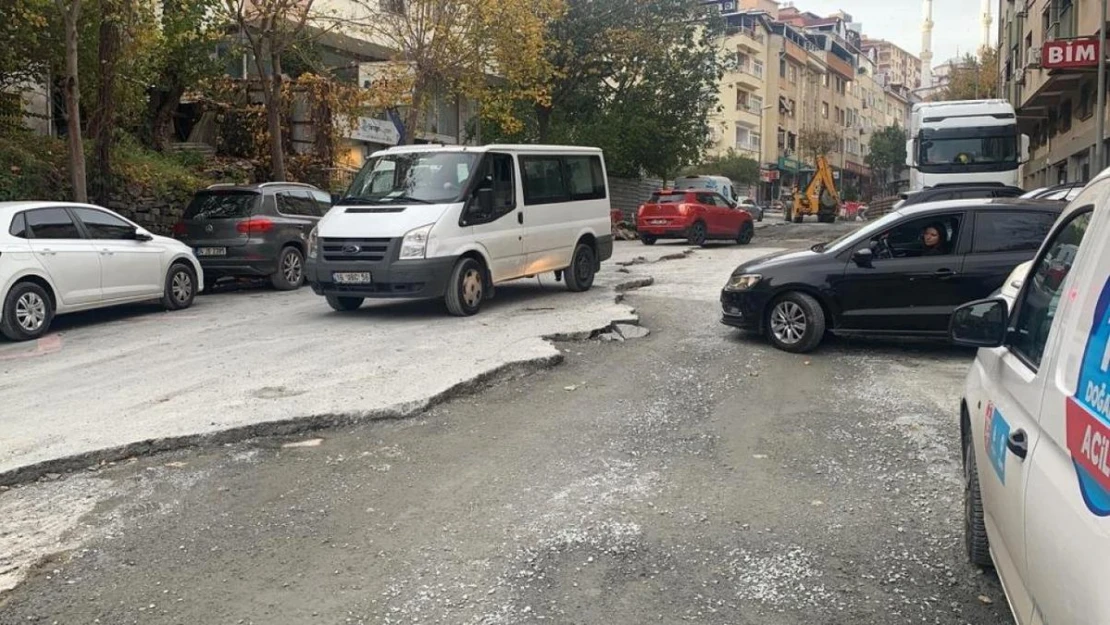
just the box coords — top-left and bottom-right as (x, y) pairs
(637, 190), (754, 246)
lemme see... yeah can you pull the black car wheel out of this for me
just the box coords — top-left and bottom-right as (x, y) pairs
(1, 281), (54, 342)
(327, 295), (363, 312)
(446, 257), (485, 316)
(565, 243), (597, 292)
(161, 263), (197, 311)
(965, 434), (993, 568)
(736, 222), (754, 245)
(688, 222), (708, 247)
(641, 234), (657, 246)
(765, 292), (825, 353)
(272, 246), (305, 291)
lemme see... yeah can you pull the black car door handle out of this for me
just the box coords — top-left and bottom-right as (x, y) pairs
(1007, 429), (1029, 460)
(934, 268), (957, 279)
(518, 212), (524, 224)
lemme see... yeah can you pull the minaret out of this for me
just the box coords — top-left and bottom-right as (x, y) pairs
(980, 0), (993, 55)
(921, 0), (934, 88)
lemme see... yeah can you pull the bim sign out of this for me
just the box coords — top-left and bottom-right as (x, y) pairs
(1043, 39), (1103, 69)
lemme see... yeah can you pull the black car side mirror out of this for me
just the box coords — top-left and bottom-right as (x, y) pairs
(950, 298), (1008, 348)
(852, 247), (873, 268)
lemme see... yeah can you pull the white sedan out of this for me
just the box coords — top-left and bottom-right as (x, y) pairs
(0, 202), (203, 341)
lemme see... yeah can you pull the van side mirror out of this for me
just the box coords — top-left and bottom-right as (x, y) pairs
(950, 298), (1008, 348)
(852, 247), (873, 267)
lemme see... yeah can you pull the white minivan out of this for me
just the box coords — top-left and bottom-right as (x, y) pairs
(950, 171), (1110, 625)
(305, 145), (613, 315)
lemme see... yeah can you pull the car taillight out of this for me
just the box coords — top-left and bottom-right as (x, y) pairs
(677, 204), (690, 215)
(236, 218), (273, 234)
(172, 222), (186, 236)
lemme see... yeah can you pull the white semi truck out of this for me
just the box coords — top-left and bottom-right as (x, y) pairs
(905, 99), (1029, 192)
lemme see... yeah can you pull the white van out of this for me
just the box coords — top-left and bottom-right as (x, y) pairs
(950, 171), (1110, 625)
(674, 175), (740, 205)
(305, 145), (613, 316)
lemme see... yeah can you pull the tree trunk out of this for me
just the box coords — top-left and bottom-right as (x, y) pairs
(267, 52), (286, 181)
(536, 104), (552, 143)
(149, 83), (185, 151)
(402, 87), (425, 146)
(89, 1), (122, 205)
(59, 0), (87, 203)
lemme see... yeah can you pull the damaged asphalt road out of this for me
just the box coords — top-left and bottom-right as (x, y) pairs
(0, 223), (1013, 625)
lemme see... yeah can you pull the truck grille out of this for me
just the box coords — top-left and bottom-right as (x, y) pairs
(321, 237), (393, 262)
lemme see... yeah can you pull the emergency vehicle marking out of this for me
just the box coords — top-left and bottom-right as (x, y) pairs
(1067, 276), (1110, 515)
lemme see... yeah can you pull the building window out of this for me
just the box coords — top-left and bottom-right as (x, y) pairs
(750, 94), (764, 112)
(789, 65), (798, 83)
(788, 98), (796, 117)
(736, 89), (749, 110)
(822, 73), (829, 87)
(382, 0), (405, 13)
(753, 59), (764, 79)
(1078, 82), (1094, 119)
(780, 58), (787, 77)
(736, 52), (750, 72)
(822, 101), (829, 118)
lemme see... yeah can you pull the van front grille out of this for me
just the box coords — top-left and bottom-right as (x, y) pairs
(321, 237), (393, 262)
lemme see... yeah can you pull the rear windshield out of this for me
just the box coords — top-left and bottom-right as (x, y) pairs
(184, 191), (259, 220)
(649, 193), (685, 204)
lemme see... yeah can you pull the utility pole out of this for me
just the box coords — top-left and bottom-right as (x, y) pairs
(1097, 0), (1107, 173)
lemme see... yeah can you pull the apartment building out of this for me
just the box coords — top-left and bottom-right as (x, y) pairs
(710, 11), (775, 166)
(999, 0), (1104, 187)
(861, 38), (924, 89)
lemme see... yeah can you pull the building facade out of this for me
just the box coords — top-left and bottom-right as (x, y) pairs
(861, 39), (924, 90)
(998, 0), (1104, 187)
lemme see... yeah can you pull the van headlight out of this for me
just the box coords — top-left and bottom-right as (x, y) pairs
(725, 274), (762, 291)
(306, 226), (319, 259)
(399, 224), (433, 260)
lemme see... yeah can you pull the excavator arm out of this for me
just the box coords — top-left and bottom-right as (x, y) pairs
(790, 155), (840, 223)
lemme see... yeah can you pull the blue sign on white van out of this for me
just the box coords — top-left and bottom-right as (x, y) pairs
(1068, 277), (1110, 515)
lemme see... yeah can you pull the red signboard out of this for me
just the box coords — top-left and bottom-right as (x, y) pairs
(760, 169), (779, 183)
(1042, 38), (1103, 70)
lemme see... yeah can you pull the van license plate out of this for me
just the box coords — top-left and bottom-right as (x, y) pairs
(333, 272), (373, 285)
(197, 247), (226, 257)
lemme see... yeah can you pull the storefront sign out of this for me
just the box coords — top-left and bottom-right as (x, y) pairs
(759, 168), (779, 182)
(1043, 38), (1103, 70)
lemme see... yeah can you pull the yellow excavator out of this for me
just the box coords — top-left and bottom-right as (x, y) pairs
(787, 155), (840, 223)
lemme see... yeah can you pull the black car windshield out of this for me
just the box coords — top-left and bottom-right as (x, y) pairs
(345, 151), (481, 204)
(818, 210), (906, 253)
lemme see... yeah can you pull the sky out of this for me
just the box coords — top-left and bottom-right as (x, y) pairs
(788, 0), (990, 68)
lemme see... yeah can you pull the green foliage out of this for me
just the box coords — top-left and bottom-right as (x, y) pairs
(935, 49), (999, 102)
(112, 135), (205, 199)
(798, 127), (838, 163)
(686, 150), (759, 185)
(866, 125), (907, 193)
(484, 0), (724, 178)
(0, 133), (70, 201)
(0, 0), (54, 90)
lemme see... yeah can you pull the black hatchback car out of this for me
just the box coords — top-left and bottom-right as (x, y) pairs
(720, 199), (1065, 352)
(173, 182), (332, 290)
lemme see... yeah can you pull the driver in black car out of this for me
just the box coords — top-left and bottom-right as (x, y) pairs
(922, 222), (949, 256)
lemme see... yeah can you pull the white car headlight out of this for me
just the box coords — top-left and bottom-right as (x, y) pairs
(306, 226), (319, 259)
(725, 273), (762, 291)
(399, 224), (434, 260)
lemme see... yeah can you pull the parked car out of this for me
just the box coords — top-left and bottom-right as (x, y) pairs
(637, 190), (754, 247)
(894, 184), (1025, 210)
(1020, 181), (1085, 202)
(736, 197), (764, 222)
(947, 173), (1107, 625)
(0, 202), (202, 341)
(173, 182), (331, 291)
(720, 198), (1064, 353)
(306, 144), (613, 316)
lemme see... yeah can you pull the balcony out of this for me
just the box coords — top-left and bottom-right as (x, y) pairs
(735, 70), (763, 90)
(825, 52), (854, 79)
(734, 26), (765, 53)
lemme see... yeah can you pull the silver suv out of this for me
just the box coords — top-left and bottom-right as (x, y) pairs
(173, 182), (331, 290)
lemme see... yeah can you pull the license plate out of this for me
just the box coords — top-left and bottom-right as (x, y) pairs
(650, 219), (668, 225)
(196, 247), (226, 257)
(333, 271), (373, 285)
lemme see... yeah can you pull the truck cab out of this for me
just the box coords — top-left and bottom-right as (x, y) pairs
(906, 100), (1029, 192)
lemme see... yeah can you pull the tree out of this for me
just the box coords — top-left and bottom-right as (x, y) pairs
(798, 126), (837, 164)
(0, 0), (53, 92)
(56, 0), (87, 202)
(147, 0), (223, 150)
(865, 125), (907, 193)
(224, 0), (317, 181)
(87, 0), (136, 203)
(935, 48), (999, 101)
(346, 0), (560, 144)
(485, 0), (724, 178)
(689, 150), (759, 185)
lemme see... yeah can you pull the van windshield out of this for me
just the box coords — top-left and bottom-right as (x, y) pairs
(345, 152), (481, 204)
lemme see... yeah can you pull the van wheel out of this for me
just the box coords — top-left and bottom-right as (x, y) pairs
(736, 222), (754, 245)
(272, 246), (305, 291)
(641, 235), (657, 246)
(965, 436), (993, 569)
(327, 296), (363, 312)
(688, 222), (708, 247)
(161, 263), (197, 311)
(446, 257), (485, 316)
(1, 282), (54, 342)
(765, 292), (825, 353)
(565, 243), (596, 292)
